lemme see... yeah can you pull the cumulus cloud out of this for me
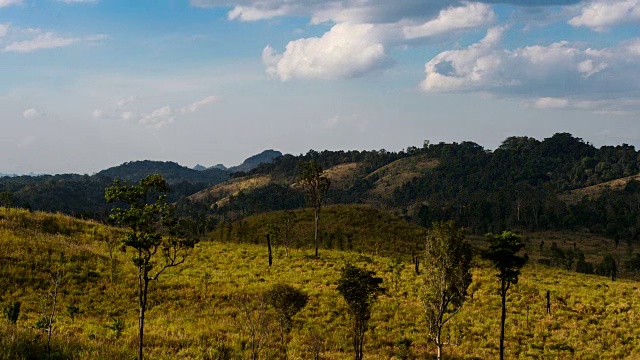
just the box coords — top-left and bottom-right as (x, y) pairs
(0, 0), (21, 8)
(403, 2), (495, 39)
(421, 27), (640, 113)
(22, 108), (42, 119)
(421, 27), (613, 93)
(258, 2), (500, 80)
(569, 0), (640, 31)
(263, 22), (393, 81)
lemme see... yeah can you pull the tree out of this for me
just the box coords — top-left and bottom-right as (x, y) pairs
(422, 221), (472, 360)
(264, 284), (309, 358)
(280, 211), (296, 258)
(298, 161), (331, 257)
(482, 231), (527, 360)
(0, 191), (15, 208)
(337, 265), (384, 360)
(105, 174), (198, 360)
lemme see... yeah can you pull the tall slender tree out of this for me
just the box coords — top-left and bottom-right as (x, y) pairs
(482, 231), (527, 360)
(423, 221), (472, 360)
(105, 174), (198, 360)
(298, 161), (330, 257)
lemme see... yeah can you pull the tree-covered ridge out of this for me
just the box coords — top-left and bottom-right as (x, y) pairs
(2, 133), (640, 243)
(97, 160), (229, 184)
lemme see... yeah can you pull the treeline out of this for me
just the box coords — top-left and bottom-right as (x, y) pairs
(0, 161), (230, 220)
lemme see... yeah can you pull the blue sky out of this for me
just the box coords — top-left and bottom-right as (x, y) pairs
(1, 0), (640, 174)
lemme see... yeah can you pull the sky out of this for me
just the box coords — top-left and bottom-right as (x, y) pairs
(1, 0), (640, 174)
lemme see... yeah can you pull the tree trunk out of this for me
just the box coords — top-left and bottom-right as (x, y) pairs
(435, 327), (443, 360)
(138, 259), (150, 360)
(314, 209), (319, 258)
(267, 234), (273, 267)
(500, 279), (506, 360)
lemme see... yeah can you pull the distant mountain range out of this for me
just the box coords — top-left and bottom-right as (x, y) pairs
(0, 149), (283, 217)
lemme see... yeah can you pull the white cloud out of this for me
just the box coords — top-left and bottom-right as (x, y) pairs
(139, 106), (175, 129)
(22, 108), (42, 119)
(569, 0), (640, 31)
(0, 0), (21, 8)
(228, 5), (292, 21)
(2, 31), (107, 53)
(94, 95), (219, 128)
(534, 97), (570, 109)
(263, 22), (393, 81)
(3, 33), (79, 53)
(0, 24), (8, 38)
(403, 2), (495, 39)
(180, 95), (219, 113)
(421, 27), (617, 93)
(421, 28), (640, 113)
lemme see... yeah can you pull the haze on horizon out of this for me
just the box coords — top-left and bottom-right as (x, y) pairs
(2, 0), (640, 175)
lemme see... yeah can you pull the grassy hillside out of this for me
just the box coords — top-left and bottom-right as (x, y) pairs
(188, 175), (273, 206)
(210, 205), (428, 257)
(365, 154), (439, 201)
(3, 208), (640, 359)
(560, 174), (640, 204)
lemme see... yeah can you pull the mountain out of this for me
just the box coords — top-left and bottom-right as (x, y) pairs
(97, 160), (228, 185)
(192, 164), (207, 171)
(211, 164), (227, 170)
(227, 149), (282, 173)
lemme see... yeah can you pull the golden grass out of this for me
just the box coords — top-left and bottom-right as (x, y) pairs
(188, 175), (272, 207)
(322, 163), (359, 190)
(365, 155), (440, 200)
(560, 174), (640, 204)
(2, 208), (640, 359)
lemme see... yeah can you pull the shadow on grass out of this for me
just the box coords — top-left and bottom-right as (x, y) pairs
(0, 324), (132, 360)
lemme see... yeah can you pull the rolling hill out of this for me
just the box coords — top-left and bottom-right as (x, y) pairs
(3, 208), (640, 359)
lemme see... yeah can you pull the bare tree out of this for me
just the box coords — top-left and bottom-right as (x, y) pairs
(35, 270), (63, 353)
(298, 161), (331, 258)
(234, 294), (275, 360)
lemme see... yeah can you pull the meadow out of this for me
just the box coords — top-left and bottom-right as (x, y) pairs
(2, 207), (640, 359)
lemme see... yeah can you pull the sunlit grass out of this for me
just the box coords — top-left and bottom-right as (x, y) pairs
(2, 207), (640, 359)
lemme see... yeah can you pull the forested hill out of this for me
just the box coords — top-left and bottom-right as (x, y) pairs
(2, 133), (640, 243)
(187, 133), (640, 244)
(97, 160), (228, 184)
(0, 161), (230, 219)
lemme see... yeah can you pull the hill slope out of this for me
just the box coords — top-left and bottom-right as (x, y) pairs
(2, 208), (640, 359)
(561, 173), (640, 204)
